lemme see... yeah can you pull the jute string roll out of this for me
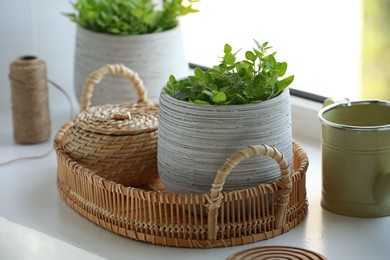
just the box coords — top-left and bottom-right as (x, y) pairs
(9, 56), (51, 144)
(0, 79), (74, 167)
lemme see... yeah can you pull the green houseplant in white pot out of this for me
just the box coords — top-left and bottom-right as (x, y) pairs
(64, 0), (198, 105)
(158, 40), (295, 194)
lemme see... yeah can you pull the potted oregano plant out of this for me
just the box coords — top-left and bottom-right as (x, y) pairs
(64, 0), (198, 105)
(158, 40), (295, 194)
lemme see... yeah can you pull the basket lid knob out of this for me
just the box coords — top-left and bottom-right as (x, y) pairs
(113, 112), (131, 120)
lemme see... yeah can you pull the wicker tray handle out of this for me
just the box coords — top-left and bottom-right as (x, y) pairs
(79, 64), (148, 110)
(207, 144), (292, 240)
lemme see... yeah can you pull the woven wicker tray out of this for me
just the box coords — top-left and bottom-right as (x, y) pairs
(55, 122), (308, 248)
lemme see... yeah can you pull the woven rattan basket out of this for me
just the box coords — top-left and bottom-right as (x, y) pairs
(55, 120), (308, 248)
(63, 64), (159, 187)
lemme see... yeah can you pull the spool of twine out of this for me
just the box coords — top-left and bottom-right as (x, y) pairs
(9, 56), (51, 144)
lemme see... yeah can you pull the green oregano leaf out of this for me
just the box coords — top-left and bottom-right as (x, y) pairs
(224, 44), (232, 53)
(194, 99), (210, 105)
(223, 53), (236, 65)
(168, 75), (177, 83)
(245, 51), (256, 62)
(278, 75), (295, 90)
(144, 12), (161, 27)
(194, 67), (204, 79)
(201, 89), (214, 98)
(275, 62), (288, 77)
(212, 92), (226, 103)
(203, 72), (212, 83)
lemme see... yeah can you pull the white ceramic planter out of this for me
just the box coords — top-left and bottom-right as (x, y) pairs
(74, 25), (189, 105)
(158, 89), (293, 194)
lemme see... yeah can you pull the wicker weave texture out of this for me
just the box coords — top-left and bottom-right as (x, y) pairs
(64, 64), (159, 187)
(55, 122), (308, 248)
(228, 246), (327, 260)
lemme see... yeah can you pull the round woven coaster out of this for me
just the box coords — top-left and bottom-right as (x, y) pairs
(227, 246), (327, 260)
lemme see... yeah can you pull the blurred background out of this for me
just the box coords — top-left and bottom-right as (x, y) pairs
(0, 0), (388, 113)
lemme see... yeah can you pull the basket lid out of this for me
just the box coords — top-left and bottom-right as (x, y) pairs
(73, 103), (158, 135)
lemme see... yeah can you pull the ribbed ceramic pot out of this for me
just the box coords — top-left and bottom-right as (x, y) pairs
(158, 89), (293, 194)
(74, 25), (189, 105)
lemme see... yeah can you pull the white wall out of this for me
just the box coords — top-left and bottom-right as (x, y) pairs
(0, 0), (76, 111)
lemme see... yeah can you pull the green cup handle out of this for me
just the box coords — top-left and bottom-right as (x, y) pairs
(322, 98), (350, 108)
(373, 173), (390, 205)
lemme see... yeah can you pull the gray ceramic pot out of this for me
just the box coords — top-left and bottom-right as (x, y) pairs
(74, 25), (189, 105)
(157, 89), (293, 194)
